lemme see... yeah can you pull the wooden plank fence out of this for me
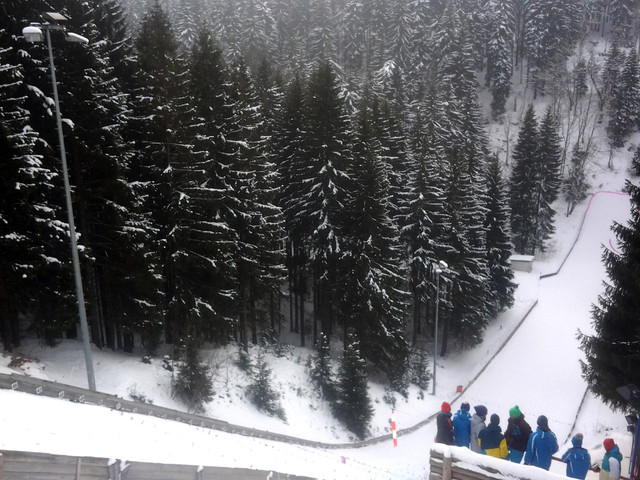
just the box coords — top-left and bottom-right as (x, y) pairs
(0, 451), (315, 480)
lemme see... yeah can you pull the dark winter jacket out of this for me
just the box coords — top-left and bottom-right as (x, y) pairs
(562, 446), (591, 479)
(436, 412), (454, 445)
(505, 415), (532, 453)
(478, 416), (508, 459)
(453, 408), (472, 447)
(524, 427), (559, 470)
(470, 413), (486, 454)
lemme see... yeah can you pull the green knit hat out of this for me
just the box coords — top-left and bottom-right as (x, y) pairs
(509, 405), (522, 418)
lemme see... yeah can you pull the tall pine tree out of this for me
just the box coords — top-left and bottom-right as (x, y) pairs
(339, 98), (410, 390)
(510, 105), (539, 254)
(580, 180), (640, 410)
(485, 154), (516, 315)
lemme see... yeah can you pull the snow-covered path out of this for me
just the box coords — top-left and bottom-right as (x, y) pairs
(451, 191), (631, 442)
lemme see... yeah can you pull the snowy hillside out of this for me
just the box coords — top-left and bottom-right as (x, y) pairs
(0, 147), (636, 479)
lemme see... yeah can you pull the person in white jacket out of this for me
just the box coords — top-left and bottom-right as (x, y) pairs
(470, 405), (488, 453)
(600, 438), (622, 480)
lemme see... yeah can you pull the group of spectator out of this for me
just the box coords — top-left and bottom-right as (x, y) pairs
(435, 401), (623, 480)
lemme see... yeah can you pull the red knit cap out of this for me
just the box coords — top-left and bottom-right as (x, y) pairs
(603, 438), (615, 451)
(441, 401), (451, 413)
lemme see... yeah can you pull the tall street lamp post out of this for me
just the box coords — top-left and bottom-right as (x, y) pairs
(432, 260), (448, 396)
(23, 13), (96, 391)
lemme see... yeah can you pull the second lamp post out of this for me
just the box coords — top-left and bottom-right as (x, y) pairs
(432, 260), (448, 396)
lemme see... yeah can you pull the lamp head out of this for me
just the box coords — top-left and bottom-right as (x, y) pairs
(43, 12), (69, 23)
(65, 32), (89, 44)
(22, 25), (44, 43)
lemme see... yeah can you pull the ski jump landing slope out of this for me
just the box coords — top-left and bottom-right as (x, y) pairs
(459, 191), (631, 444)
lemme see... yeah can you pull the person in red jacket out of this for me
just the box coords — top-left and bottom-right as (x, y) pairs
(436, 401), (454, 445)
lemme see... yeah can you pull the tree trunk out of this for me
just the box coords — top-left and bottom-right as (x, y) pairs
(412, 289), (421, 343)
(0, 300), (20, 352)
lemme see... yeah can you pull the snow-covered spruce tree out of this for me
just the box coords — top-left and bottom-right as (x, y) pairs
(632, 145), (640, 176)
(509, 105), (562, 256)
(270, 0), (308, 74)
(273, 74), (309, 344)
(534, 106), (563, 253)
(0, 2), (77, 348)
(237, 0), (276, 72)
(225, 58), (286, 345)
(171, 26), (239, 345)
(574, 57), (589, 98)
(434, 4), (477, 106)
(338, 97), (410, 393)
(485, 154), (516, 315)
(371, 93), (411, 229)
(401, 107), (450, 342)
(333, 334), (373, 440)
(57, 0), (165, 352)
(308, 331), (335, 400)
(486, 0), (514, 120)
(438, 39), (492, 353)
(409, 345), (431, 392)
(462, 0), (490, 71)
(580, 180), (640, 410)
(247, 348), (286, 420)
(301, 62), (353, 340)
(564, 145), (591, 216)
(602, 42), (625, 113)
(89, 0), (164, 353)
(236, 343), (253, 374)
(16, 1), (144, 346)
(208, 0), (242, 60)
(386, 0), (415, 72)
(307, 1), (337, 66)
(402, 103), (450, 343)
(254, 57), (284, 144)
(524, 0), (584, 98)
(510, 104), (540, 255)
(608, 48), (640, 148)
(169, 0), (202, 49)
(340, 0), (367, 76)
(130, 0), (190, 346)
(609, 0), (640, 47)
(174, 338), (214, 413)
(441, 147), (491, 352)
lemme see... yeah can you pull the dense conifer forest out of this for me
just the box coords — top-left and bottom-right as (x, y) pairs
(2, 0), (640, 432)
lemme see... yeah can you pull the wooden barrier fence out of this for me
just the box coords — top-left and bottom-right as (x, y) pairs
(0, 450), (315, 480)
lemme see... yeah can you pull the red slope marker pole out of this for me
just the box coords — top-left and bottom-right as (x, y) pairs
(392, 410), (398, 447)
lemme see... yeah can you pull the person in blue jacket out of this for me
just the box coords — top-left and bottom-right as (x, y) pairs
(562, 433), (591, 479)
(524, 415), (559, 470)
(453, 402), (472, 447)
